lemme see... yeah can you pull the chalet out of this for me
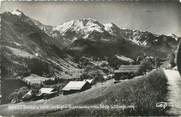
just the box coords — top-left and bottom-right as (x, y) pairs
(83, 79), (95, 85)
(62, 81), (91, 95)
(114, 65), (141, 80)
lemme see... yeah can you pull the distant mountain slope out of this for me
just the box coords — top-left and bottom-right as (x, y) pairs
(52, 18), (177, 58)
(120, 29), (177, 53)
(1, 10), (80, 79)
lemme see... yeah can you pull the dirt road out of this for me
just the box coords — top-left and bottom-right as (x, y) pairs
(163, 69), (181, 115)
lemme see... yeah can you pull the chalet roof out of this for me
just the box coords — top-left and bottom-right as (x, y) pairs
(115, 55), (134, 63)
(22, 90), (32, 99)
(23, 74), (54, 85)
(83, 79), (94, 84)
(27, 90), (32, 95)
(62, 81), (89, 91)
(115, 65), (141, 73)
(40, 88), (54, 94)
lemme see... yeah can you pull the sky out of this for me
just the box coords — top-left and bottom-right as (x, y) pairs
(1, 1), (181, 36)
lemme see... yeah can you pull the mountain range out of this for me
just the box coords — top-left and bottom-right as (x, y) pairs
(1, 9), (178, 79)
(50, 15), (178, 57)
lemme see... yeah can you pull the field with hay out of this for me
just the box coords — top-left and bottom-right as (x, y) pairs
(0, 69), (168, 116)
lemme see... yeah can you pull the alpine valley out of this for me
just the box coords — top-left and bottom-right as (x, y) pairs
(1, 10), (178, 79)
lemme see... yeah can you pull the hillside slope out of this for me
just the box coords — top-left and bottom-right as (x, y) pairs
(0, 69), (168, 116)
(1, 10), (80, 79)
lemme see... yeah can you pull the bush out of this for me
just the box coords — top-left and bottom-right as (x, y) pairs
(26, 58), (52, 77)
(80, 66), (104, 82)
(43, 79), (58, 85)
(8, 86), (29, 103)
(108, 56), (121, 69)
(139, 58), (153, 74)
(31, 84), (41, 94)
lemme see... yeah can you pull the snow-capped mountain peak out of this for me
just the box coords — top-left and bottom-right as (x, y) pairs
(104, 22), (116, 28)
(53, 18), (105, 34)
(11, 9), (23, 16)
(104, 22), (121, 36)
(53, 20), (75, 33)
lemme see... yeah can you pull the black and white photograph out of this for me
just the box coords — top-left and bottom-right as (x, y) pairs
(0, 0), (181, 116)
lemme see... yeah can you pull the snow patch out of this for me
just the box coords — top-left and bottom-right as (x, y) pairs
(104, 23), (114, 32)
(104, 23), (114, 29)
(13, 42), (21, 46)
(104, 23), (120, 36)
(130, 37), (147, 47)
(11, 9), (22, 16)
(6, 46), (34, 58)
(53, 20), (74, 33)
